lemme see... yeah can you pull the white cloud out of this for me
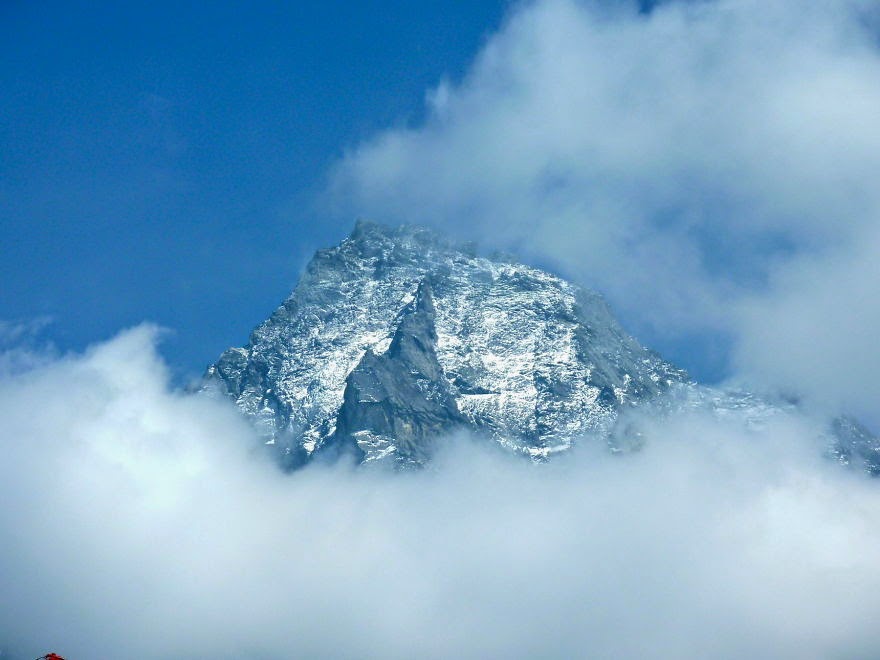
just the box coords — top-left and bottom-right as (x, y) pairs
(2, 327), (880, 658)
(330, 0), (880, 421)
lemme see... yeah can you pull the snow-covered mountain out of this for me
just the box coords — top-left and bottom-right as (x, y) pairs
(204, 221), (879, 471)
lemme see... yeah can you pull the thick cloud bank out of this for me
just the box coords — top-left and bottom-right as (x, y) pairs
(331, 0), (880, 425)
(2, 327), (880, 659)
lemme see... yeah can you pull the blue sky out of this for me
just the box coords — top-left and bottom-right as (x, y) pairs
(0, 0), (512, 377)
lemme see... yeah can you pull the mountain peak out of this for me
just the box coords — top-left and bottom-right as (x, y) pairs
(346, 219), (478, 259)
(204, 221), (878, 471)
(205, 221), (686, 467)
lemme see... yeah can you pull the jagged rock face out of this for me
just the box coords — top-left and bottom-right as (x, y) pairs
(204, 221), (687, 467)
(334, 281), (466, 466)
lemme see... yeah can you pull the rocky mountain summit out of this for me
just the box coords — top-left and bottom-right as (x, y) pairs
(204, 221), (879, 471)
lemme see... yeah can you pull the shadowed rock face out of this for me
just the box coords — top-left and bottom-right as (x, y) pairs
(332, 281), (466, 467)
(204, 221), (879, 471)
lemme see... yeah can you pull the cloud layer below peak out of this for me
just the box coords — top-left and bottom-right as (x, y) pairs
(2, 327), (880, 658)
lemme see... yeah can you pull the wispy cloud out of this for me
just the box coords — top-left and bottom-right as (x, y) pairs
(0, 317), (53, 347)
(0, 317), (56, 376)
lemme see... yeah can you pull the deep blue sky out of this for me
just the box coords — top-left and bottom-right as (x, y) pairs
(2, 0), (670, 381)
(1, 1), (516, 377)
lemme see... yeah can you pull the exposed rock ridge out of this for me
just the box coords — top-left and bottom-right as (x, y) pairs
(331, 280), (466, 467)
